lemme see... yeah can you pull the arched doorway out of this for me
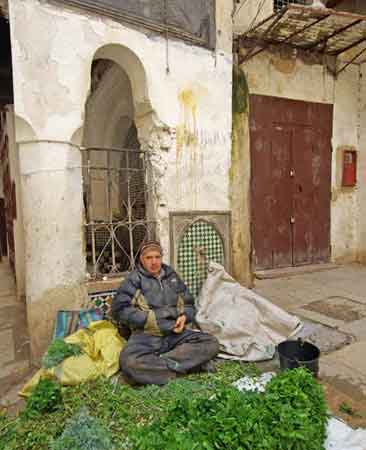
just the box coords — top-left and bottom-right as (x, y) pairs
(82, 49), (155, 277)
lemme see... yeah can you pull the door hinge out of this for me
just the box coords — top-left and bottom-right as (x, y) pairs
(290, 216), (295, 224)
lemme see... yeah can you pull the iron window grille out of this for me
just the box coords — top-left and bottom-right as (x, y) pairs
(274, 0), (309, 12)
(82, 146), (156, 278)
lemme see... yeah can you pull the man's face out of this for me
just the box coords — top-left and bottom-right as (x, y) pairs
(140, 249), (162, 276)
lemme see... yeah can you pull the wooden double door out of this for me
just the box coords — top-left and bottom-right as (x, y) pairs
(250, 95), (333, 270)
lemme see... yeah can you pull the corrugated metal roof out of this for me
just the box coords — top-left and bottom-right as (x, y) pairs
(237, 4), (366, 71)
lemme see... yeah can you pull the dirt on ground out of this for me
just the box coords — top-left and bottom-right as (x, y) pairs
(0, 367), (37, 417)
(304, 296), (366, 323)
(321, 376), (366, 429)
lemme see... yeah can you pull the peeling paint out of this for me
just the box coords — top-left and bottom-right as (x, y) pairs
(8, 0), (234, 356)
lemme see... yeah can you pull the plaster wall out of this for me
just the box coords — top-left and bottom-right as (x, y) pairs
(331, 64), (361, 262)
(8, 0), (233, 358)
(240, 50), (363, 264)
(233, 0), (273, 35)
(357, 63), (366, 263)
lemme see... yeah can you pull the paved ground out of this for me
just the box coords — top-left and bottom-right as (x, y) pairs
(254, 263), (366, 428)
(1, 260), (366, 427)
(0, 259), (30, 413)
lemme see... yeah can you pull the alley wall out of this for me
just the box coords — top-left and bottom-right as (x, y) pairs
(8, 0), (234, 359)
(358, 63), (366, 263)
(240, 49), (364, 264)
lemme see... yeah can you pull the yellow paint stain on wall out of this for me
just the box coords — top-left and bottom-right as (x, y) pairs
(176, 87), (204, 207)
(176, 124), (198, 148)
(177, 89), (199, 148)
(179, 89), (197, 116)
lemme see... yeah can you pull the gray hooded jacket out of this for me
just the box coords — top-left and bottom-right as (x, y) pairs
(112, 264), (195, 336)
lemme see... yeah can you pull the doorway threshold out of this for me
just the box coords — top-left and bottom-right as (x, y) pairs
(255, 263), (339, 280)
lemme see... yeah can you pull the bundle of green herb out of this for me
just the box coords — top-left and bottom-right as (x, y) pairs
(264, 367), (328, 448)
(129, 368), (328, 450)
(42, 338), (82, 368)
(23, 378), (62, 418)
(51, 407), (113, 450)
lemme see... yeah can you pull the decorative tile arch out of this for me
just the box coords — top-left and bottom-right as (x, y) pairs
(171, 211), (231, 298)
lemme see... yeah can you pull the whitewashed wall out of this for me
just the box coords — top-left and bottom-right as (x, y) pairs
(8, 0), (234, 358)
(233, 0), (273, 35)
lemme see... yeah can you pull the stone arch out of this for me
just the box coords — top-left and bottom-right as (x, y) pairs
(93, 44), (151, 118)
(83, 61), (135, 148)
(81, 44), (161, 275)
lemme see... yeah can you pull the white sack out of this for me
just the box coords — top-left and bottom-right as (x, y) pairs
(196, 263), (302, 361)
(326, 418), (366, 450)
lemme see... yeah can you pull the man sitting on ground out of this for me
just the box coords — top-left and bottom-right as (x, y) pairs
(112, 240), (219, 385)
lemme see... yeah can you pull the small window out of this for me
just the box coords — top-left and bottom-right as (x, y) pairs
(274, 0), (309, 12)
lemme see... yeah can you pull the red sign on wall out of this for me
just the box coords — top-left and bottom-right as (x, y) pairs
(342, 149), (357, 187)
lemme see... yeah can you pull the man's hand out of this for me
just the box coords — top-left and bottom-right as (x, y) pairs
(173, 315), (186, 334)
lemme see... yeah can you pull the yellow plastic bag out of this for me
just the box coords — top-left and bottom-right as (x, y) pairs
(20, 320), (125, 397)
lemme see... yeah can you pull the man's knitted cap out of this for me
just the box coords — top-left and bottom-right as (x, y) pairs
(140, 240), (163, 256)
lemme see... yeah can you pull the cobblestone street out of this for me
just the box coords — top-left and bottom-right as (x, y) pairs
(2, 261), (366, 425)
(255, 263), (366, 427)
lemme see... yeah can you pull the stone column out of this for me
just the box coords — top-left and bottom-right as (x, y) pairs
(18, 140), (86, 361)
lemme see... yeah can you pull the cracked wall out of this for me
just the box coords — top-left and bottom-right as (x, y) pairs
(8, 0), (233, 359)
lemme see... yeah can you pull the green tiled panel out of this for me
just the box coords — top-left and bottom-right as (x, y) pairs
(177, 220), (224, 298)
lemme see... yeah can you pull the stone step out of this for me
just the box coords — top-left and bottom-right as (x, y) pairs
(255, 263), (339, 280)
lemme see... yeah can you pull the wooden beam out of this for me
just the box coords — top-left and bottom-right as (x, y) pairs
(336, 45), (366, 75)
(332, 35), (366, 55)
(306, 18), (363, 50)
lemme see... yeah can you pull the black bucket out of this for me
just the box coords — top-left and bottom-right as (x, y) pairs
(277, 339), (320, 377)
